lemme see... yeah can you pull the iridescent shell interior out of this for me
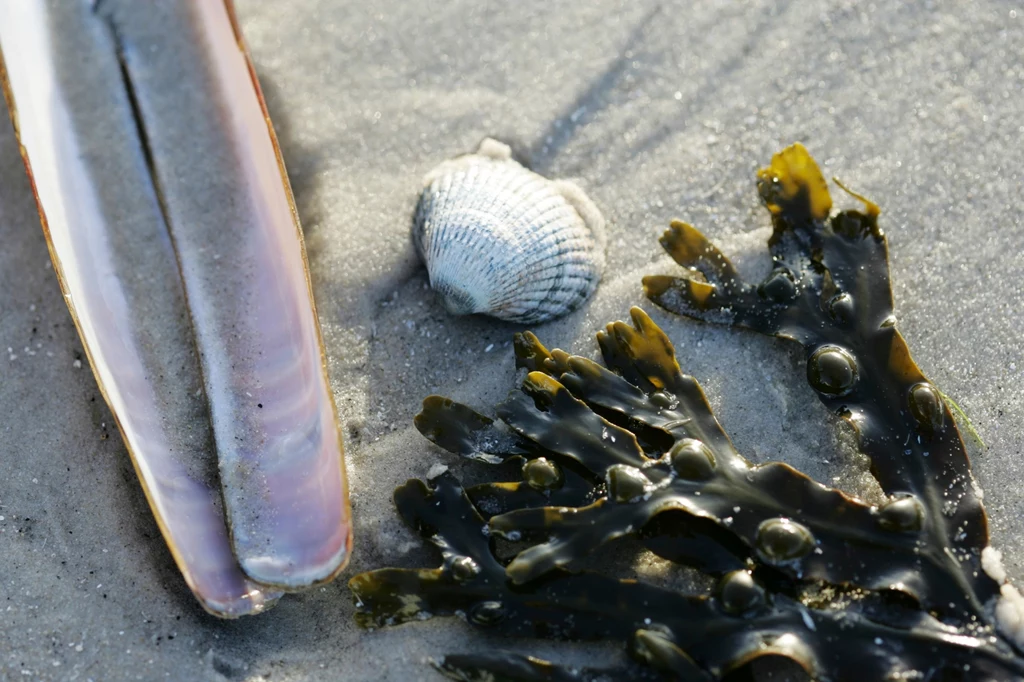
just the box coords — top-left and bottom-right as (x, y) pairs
(0, 0), (351, 615)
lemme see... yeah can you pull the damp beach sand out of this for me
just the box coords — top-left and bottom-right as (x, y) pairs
(1, 1), (1022, 679)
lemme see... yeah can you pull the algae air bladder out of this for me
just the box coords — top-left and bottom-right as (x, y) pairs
(0, 0), (350, 617)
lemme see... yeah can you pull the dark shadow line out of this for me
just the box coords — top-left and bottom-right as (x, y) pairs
(526, 4), (664, 173)
(604, 0), (796, 183)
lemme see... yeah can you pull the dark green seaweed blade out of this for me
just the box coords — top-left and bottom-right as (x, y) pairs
(644, 143), (998, 617)
(467, 473), (594, 519)
(498, 373), (649, 473)
(435, 652), (667, 682)
(416, 396), (531, 464)
(482, 308), (980, 614)
(349, 474), (505, 628)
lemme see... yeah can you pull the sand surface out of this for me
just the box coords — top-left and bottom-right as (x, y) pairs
(1, 0), (1022, 679)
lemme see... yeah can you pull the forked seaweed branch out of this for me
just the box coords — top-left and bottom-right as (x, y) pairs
(349, 145), (1024, 681)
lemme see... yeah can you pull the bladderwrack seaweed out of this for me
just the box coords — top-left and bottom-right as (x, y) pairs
(352, 145), (1024, 680)
(647, 143), (999, 621)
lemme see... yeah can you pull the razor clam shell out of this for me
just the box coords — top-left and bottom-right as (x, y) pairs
(103, 0), (351, 589)
(413, 140), (606, 324)
(0, 1), (276, 616)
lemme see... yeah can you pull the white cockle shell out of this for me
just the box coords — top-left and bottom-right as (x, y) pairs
(413, 139), (607, 324)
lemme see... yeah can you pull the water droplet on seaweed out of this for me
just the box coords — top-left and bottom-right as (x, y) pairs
(878, 495), (925, 533)
(908, 382), (945, 435)
(827, 293), (855, 324)
(669, 438), (716, 481)
(522, 457), (563, 491)
(758, 267), (799, 302)
(718, 570), (765, 615)
(807, 346), (858, 396)
(606, 464), (650, 503)
(468, 600), (506, 626)
(649, 391), (675, 409)
(757, 518), (815, 564)
(449, 556), (481, 582)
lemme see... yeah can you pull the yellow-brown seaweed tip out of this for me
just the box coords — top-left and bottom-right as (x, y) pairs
(833, 176), (881, 219)
(756, 142), (833, 221)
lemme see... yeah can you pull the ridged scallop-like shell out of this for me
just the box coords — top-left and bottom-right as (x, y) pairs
(413, 139), (606, 324)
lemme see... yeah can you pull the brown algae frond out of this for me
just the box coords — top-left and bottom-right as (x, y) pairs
(350, 145), (1024, 681)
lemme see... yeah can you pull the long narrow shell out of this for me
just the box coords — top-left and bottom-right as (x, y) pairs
(0, 1), (275, 617)
(413, 139), (606, 324)
(108, 0), (351, 591)
(0, 0), (351, 608)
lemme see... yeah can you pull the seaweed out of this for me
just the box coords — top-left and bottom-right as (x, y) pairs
(350, 145), (1024, 681)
